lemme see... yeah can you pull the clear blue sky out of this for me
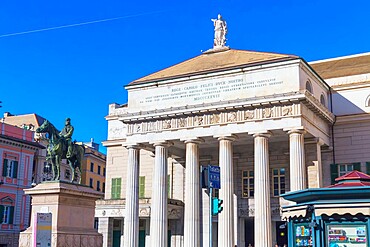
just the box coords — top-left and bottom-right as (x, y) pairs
(1, 0), (369, 153)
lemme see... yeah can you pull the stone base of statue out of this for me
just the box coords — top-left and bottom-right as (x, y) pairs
(19, 181), (103, 247)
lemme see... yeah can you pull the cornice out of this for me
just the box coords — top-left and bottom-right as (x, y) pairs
(0, 137), (43, 151)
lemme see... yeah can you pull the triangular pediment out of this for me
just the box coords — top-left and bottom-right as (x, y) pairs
(130, 48), (298, 85)
(0, 196), (14, 205)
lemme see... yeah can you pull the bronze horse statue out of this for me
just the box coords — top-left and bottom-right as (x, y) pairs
(36, 120), (84, 183)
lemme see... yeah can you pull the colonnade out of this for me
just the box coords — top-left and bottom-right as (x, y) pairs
(123, 128), (306, 247)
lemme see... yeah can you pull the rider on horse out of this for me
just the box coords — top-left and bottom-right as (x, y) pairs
(59, 118), (74, 159)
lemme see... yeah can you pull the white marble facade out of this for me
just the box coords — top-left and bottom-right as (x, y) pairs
(97, 49), (336, 247)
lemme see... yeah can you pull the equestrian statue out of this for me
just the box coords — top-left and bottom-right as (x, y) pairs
(36, 118), (85, 183)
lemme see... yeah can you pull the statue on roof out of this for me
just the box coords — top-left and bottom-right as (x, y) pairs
(211, 14), (227, 48)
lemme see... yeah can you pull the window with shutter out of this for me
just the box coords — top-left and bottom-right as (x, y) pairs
(330, 164), (338, 185)
(12, 161), (18, 179)
(366, 162), (370, 175)
(3, 159), (19, 178)
(139, 176), (145, 198)
(332, 163), (362, 185)
(2, 206), (10, 224)
(2, 159), (8, 177)
(8, 206), (14, 224)
(0, 205), (4, 224)
(111, 178), (121, 199)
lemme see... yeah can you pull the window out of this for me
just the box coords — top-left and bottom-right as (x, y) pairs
(272, 168), (286, 196)
(103, 168), (106, 176)
(242, 170), (254, 198)
(338, 164), (354, 176)
(0, 205), (14, 224)
(89, 178), (93, 188)
(139, 176), (145, 198)
(2, 159), (18, 179)
(330, 163), (361, 184)
(97, 181), (101, 191)
(102, 182), (105, 193)
(306, 80), (313, 94)
(320, 94), (326, 106)
(65, 169), (71, 179)
(111, 178), (121, 199)
(97, 166), (101, 175)
(90, 162), (94, 172)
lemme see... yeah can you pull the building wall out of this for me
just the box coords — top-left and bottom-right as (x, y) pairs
(0, 123), (41, 247)
(81, 146), (106, 193)
(99, 53), (370, 246)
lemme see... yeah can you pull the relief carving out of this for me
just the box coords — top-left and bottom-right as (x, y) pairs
(178, 118), (187, 128)
(19, 233), (31, 247)
(227, 112), (237, 122)
(263, 108), (274, 118)
(194, 116), (203, 126)
(81, 236), (88, 247)
(163, 119), (171, 129)
(244, 110), (254, 120)
(282, 105), (292, 116)
(127, 104), (297, 135)
(139, 208), (150, 217)
(111, 209), (122, 216)
(168, 208), (182, 218)
(210, 113), (220, 124)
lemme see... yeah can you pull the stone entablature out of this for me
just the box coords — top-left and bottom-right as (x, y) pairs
(116, 91), (334, 136)
(95, 198), (184, 219)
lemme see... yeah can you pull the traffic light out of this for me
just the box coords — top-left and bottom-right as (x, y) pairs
(211, 197), (223, 216)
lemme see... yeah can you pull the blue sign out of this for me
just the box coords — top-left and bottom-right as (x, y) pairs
(208, 165), (221, 189)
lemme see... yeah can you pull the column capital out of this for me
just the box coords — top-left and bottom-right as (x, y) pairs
(215, 134), (238, 141)
(181, 137), (204, 144)
(152, 141), (174, 147)
(283, 127), (306, 135)
(123, 143), (142, 149)
(249, 130), (272, 138)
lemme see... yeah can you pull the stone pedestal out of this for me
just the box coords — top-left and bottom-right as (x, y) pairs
(19, 181), (103, 247)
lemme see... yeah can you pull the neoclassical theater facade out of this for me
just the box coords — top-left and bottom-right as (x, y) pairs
(95, 40), (370, 246)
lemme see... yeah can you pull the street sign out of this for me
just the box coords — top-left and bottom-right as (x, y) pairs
(208, 165), (221, 189)
(34, 213), (52, 247)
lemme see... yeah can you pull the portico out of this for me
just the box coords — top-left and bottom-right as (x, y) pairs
(95, 46), (335, 247)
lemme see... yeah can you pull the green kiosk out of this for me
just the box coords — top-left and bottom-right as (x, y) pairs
(282, 171), (370, 247)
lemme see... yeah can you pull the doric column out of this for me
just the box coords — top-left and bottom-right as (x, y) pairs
(253, 131), (272, 247)
(150, 141), (172, 247)
(288, 129), (306, 191)
(184, 138), (204, 247)
(218, 135), (237, 247)
(123, 145), (140, 247)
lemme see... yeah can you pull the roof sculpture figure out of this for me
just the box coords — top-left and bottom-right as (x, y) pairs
(211, 14), (227, 48)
